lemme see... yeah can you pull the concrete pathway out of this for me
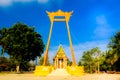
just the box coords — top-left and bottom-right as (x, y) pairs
(48, 69), (70, 76)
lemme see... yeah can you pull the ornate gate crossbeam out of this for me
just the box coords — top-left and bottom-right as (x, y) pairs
(46, 10), (73, 22)
(43, 10), (76, 66)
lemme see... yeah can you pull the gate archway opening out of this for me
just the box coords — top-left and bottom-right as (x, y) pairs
(43, 10), (76, 66)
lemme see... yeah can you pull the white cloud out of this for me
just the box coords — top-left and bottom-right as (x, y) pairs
(14, 0), (34, 3)
(94, 15), (115, 39)
(0, 0), (49, 7)
(0, 0), (34, 7)
(72, 40), (107, 63)
(38, 0), (49, 3)
(0, 0), (12, 7)
(46, 40), (108, 64)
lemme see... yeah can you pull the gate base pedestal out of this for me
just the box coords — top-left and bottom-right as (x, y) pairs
(66, 66), (84, 76)
(34, 66), (53, 76)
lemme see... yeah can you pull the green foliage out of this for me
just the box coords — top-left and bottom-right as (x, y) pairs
(0, 28), (8, 56)
(108, 31), (120, 58)
(113, 57), (120, 71)
(0, 56), (35, 72)
(79, 50), (93, 73)
(39, 56), (44, 65)
(78, 61), (82, 66)
(8, 56), (16, 71)
(67, 59), (72, 66)
(107, 31), (120, 71)
(0, 57), (10, 71)
(99, 31), (120, 71)
(79, 47), (103, 73)
(38, 56), (50, 66)
(0, 22), (44, 72)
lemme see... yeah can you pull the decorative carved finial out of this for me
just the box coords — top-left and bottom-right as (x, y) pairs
(46, 10), (73, 23)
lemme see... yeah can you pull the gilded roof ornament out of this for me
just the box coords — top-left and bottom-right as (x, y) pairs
(46, 9), (73, 22)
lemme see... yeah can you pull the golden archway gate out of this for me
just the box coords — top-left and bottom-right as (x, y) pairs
(43, 10), (76, 66)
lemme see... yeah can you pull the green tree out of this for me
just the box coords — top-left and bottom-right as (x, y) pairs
(91, 47), (102, 73)
(99, 51), (107, 71)
(107, 31), (120, 71)
(39, 56), (50, 66)
(0, 57), (9, 71)
(79, 47), (103, 73)
(8, 56), (16, 71)
(39, 56), (44, 65)
(80, 50), (93, 73)
(0, 28), (8, 57)
(67, 59), (72, 66)
(100, 50), (118, 72)
(108, 31), (120, 57)
(0, 22), (44, 73)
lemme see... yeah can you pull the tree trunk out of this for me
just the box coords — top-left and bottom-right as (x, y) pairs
(90, 65), (92, 73)
(16, 65), (20, 73)
(98, 61), (100, 73)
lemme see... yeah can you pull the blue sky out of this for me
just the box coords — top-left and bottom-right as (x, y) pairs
(0, 0), (120, 63)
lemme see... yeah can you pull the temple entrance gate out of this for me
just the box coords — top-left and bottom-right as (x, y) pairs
(34, 10), (84, 76)
(43, 10), (76, 66)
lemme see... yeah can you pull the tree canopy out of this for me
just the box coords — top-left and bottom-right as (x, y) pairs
(108, 31), (120, 59)
(0, 22), (44, 72)
(79, 47), (103, 73)
(78, 31), (120, 72)
(107, 31), (120, 71)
